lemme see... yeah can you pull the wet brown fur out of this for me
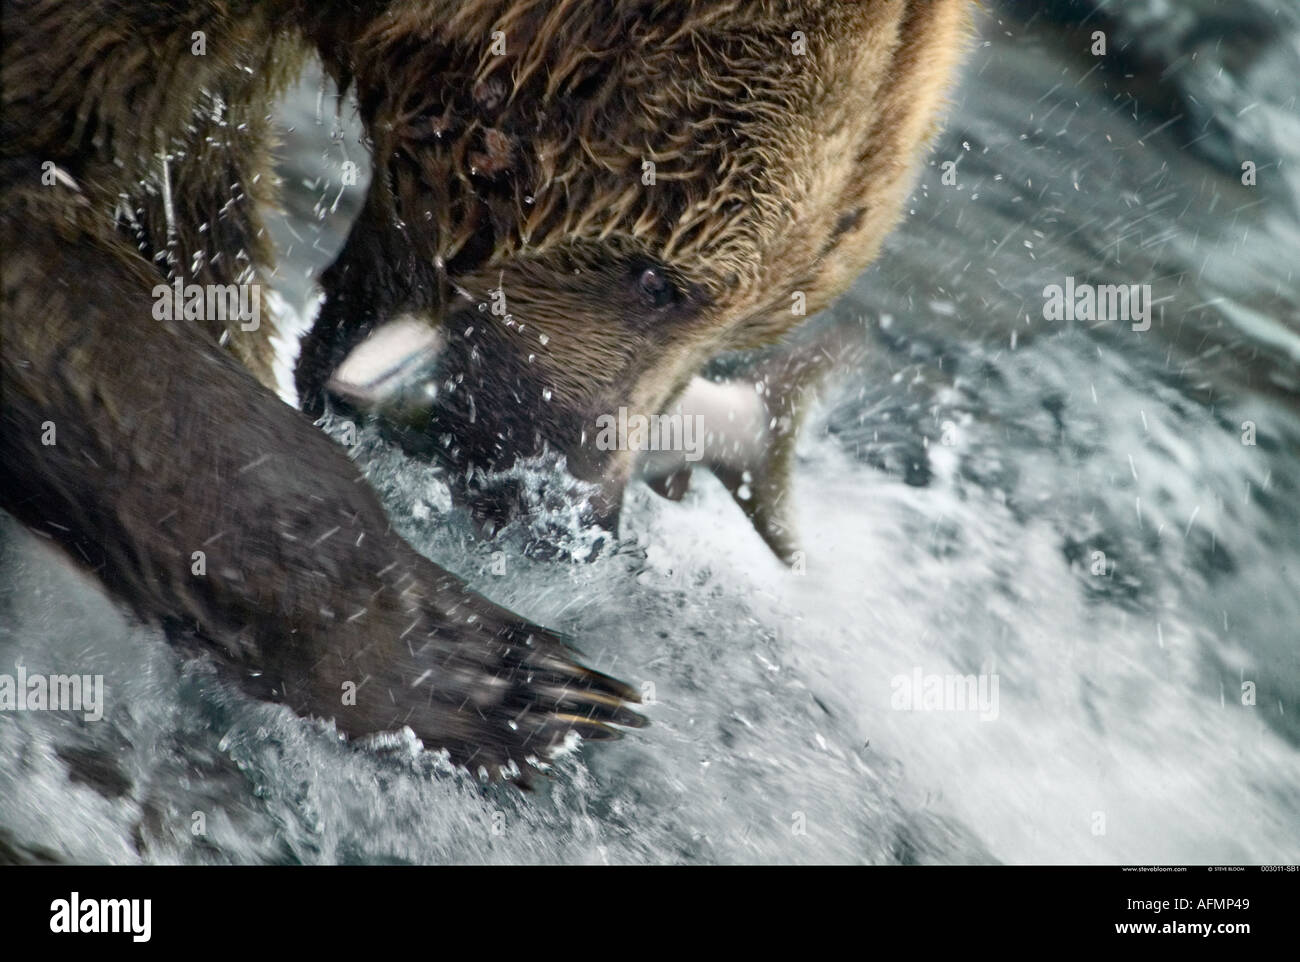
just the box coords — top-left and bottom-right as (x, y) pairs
(298, 0), (973, 491)
(1, 0), (970, 777)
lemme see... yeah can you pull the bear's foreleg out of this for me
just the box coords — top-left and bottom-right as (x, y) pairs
(1, 205), (641, 779)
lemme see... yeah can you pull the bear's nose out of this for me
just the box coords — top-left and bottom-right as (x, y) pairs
(326, 316), (444, 414)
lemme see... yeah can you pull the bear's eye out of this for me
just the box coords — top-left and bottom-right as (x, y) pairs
(636, 267), (678, 309)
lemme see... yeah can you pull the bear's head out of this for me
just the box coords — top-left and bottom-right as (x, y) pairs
(306, 0), (969, 526)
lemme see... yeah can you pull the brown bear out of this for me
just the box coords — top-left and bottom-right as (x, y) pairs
(0, 0), (970, 780)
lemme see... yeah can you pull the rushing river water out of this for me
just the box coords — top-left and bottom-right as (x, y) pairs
(2, 0), (1298, 864)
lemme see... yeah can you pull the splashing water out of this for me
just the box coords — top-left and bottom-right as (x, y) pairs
(2, 2), (1298, 864)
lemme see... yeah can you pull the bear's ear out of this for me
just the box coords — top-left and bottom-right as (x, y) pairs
(721, 0), (973, 350)
(812, 0), (973, 282)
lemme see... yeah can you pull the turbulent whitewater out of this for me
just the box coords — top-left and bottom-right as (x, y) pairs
(2, 1), (1298, 864)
